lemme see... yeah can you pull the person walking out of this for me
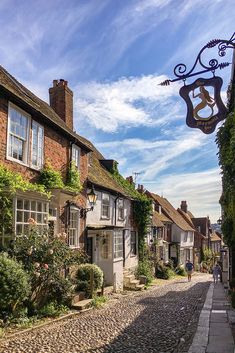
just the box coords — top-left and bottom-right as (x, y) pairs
(212, 263), (221, 284)
(185, 259), (194, 282)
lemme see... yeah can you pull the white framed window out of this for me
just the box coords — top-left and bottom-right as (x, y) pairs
(118, 198), (124, 220)
(184, 232), (188, 242)
(7, 103), (30, 164)
(130, 231), (137, 256)
(100, 232), (111, 259)
(31, 121), (44, 169)
(72, 144), (81, 168)
(114, 229), (123, 259)
(101, 193), (110, 219)
(15, 197), (48, 235)
(68, 209), (79, 248)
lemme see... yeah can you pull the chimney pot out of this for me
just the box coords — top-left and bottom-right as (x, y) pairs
(180, 200), (188, 213)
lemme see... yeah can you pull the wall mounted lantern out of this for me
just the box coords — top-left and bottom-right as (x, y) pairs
(81, 185), (98, 218)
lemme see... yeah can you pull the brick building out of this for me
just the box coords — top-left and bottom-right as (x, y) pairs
(0, 65), (92, 248)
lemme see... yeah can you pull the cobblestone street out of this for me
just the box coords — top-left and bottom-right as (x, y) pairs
(0, 274), (211, 353)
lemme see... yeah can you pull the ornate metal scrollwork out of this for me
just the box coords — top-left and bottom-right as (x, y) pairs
(159, 32), (235, 86)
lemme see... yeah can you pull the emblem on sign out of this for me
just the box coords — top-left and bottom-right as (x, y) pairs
(179, 77), (227, 134)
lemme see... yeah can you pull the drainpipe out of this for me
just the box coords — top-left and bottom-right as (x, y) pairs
(114, 194), (120, 226)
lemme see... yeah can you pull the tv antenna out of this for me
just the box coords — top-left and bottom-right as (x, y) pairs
(132, 171), (143, 184)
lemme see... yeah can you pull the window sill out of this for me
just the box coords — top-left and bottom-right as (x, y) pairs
(6, 156), (43, 171)
(101, 216), (110, 220)
(113, 257), (123, 263)
(7, 156), (28, 167)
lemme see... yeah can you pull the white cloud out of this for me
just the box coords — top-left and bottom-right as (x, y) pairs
(144, 168), (222, 222)
(74, 74), (182, 132)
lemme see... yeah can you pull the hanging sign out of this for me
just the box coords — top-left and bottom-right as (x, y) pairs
(179, 76), (227, 134)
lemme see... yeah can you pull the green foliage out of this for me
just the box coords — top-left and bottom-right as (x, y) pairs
(38, 302), (69, 318)
(175, 266), (187, 276)
(0, 164), (48, 244)
(133, 198), (152, 260)
(10, 228), (87, 308)
(91, 296), (108, 308)
(0, 253), (31, 314)
(155, 263), (175, 279)
(39, 162), (64, 189)
(76, 263), (103, 297)
(109, 162), (152, 260)
(66, 161), (82, 193)
(231, 291), (235, 309)
(216, 111), (235, 246)
(135, 259), (153, 285)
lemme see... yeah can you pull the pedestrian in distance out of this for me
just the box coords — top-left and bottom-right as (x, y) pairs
(212, 263), (221, 284)
(185, 259), (194, 282)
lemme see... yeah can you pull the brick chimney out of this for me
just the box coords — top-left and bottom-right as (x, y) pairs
(126, 176), (134, 185)
(181, 200), (188, 213)
(137, 184), (144, 194)
(49, 79), (73, 130)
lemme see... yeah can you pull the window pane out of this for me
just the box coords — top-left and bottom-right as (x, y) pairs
(31, 122), (44, 168)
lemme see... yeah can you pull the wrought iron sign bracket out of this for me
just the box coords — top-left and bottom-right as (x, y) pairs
(160, 32), (235, 87)
(159, 32), (235, 134)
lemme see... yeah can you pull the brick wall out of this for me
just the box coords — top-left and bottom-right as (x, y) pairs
(0, 96), (88, 186)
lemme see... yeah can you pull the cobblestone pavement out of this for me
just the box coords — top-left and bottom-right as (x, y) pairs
(0, 274), (211, 353)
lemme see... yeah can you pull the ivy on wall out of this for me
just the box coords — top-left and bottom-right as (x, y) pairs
(216, 111), (235, 247)
(39, 161), (82, 193)
(0, 164), (48, 242)
(110, 162), (152, 260)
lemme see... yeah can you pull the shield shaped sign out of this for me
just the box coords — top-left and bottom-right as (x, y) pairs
(179, 76), (227, 134)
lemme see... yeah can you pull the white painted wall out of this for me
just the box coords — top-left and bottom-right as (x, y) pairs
(124, 229), (138, 270)
(86, 191), (131, 228)
(172, 224), (194, 247)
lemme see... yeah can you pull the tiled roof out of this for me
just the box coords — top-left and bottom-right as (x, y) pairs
(177, 208), (195, 227)
(149, 192), (195, 231)
(0, 66), (92, 152)
(210, 232), (222, 242)
(152, 211), (164, 227)
(87, 143), (133, 197)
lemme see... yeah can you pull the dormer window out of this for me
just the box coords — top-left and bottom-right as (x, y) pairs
(72, 144), (80, 168)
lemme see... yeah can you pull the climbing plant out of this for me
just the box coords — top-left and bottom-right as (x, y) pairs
(39, 161), (82, 193)
(66, 161), (82, 193)
(216, 111), (235, 247)
(0, 164), (48, 247)
(110, 162), (152, 260)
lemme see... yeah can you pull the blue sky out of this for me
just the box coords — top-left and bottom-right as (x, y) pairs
(0, 0), (234, 221)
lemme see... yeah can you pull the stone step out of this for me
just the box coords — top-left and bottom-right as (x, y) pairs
(135, 284), (145, 291)
(124, 274), (136, 283)
(72, 299), (92, 311)
(71, 292), (86, 305)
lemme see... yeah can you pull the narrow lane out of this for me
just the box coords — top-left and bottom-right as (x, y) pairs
(0, 274), (211, 353)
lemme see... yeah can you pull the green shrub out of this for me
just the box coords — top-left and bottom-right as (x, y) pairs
(38, 302), (69, 318)
(76, 264), (103, 297)
(0, 254), (31, 315)
(155, 263), (175, 279)
(175, 266), (187, 276)
(10, 228), (87, 308)
(136, 259), (153, 285)
(91, 296), (108, 308)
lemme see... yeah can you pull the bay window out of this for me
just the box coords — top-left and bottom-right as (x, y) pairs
(114, 230), (123, 259)
(68, 209), (79, 248)
(15, 197), (48, 235)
